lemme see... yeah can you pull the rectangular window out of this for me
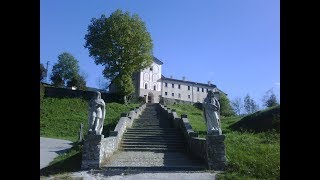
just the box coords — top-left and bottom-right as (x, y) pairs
(172, 93), (174, 97)
(154, 85), (156, 90)
(188, 95), (190, 99)
(165, 92), (167, 96)
(178, 93), (181, 98)
(178, 84), (181, 89)
(202, 88), (204, 92)
(165, 83), (167, 87)
(188, 86), (190, 90)
(172, 84), (174, 88)
(197, 87), (199, 91)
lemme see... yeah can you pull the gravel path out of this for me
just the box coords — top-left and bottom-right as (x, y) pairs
(40, 137), (73, 169)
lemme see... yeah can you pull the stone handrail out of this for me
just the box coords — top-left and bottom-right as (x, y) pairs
(159, 104), (207, 161)
(81, 103), (147, 170)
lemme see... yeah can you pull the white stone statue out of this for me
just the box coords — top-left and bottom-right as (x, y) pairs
(88, 91), (106, 135)
(203, 91), (222, 135)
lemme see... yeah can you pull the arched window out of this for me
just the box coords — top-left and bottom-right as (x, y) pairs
(154, 85), (156, 90)
(145, 83), (147, 89)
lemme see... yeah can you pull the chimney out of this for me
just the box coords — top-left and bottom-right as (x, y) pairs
(182, 76), (186, 81)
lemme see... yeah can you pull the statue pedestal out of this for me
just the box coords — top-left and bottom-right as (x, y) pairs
(206, 134), (227, 171)
(81, 134), (104, 170)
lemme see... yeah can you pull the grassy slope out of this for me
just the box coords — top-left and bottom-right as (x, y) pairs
(40, 97), (138, 142)
(40, 97), (139, 176)
(169, 104), (280, 180)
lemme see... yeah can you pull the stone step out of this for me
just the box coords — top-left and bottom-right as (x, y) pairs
(122, 138), (185, 143)
(127, 128), (177, 131)
(120, 147), (186, 152)
(100, 166), (207, 172)
(120, 144), (185, 148)
(125, 131), (181, 135)
(121, 141), (185, 145)
(126, 129), (179, 132)
(122, 134), (184, 138)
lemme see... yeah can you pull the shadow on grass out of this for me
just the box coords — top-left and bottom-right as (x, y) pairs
(102, 122), (117, 137)
(40, 144), (82, 177)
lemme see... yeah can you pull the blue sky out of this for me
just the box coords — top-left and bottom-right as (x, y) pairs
(40, 0), (279, 107)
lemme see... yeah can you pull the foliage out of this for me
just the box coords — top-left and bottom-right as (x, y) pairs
(40, 83), (45, 105)
(40, 63), (47, 81)
(262, 89), (279, 108)
(231, 97), (243, 116)
(230, 105), (280, 133)
(84, 9), (153, 101)
(169, 104), (280, 179)
(244, 94), (259, 114)
(40, 97), (138, 142)
(50, 52), (80, 87)
(66, 74), (87, 90)
(220, 93), (236, 117)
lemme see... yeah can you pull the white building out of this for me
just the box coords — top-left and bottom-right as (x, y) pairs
(109, 57), (226, 103)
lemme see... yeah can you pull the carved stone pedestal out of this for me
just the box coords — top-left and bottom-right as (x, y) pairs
(206, 134), (227, 171)
(81, 134), (104, 170)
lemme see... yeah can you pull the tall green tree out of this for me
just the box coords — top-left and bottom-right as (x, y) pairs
(50, 52), (80, 87)
(67, 74), (87, 90)
(219, 93), (235, 117)
(40, 63), (47, 82)
(262, 89), (279, 108)
(84, 9), (153, 104)
(244, 94), (259, 114)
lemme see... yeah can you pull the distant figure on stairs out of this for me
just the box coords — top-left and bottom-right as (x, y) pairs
(88, 91), (106, 135)
(203, 91), (222, 135)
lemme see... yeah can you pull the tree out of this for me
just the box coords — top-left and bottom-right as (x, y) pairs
(262, 89), (279, 108)
(50, 73), (64, 87)
(40, 63), (47, 81)
(84, 9), (153, 104)
(244, 94), (259, 114)
(231, 97), (243, 116)
(67, 74), (87, 90)
(50, 52), (80, 87)
(219, 93), (235, 117)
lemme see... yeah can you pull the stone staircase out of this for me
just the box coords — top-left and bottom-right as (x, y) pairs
(121, 103), (186, 152)
(102, 103), (206, 173)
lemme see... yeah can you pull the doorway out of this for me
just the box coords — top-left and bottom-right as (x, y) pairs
(147, 92), (154, 103)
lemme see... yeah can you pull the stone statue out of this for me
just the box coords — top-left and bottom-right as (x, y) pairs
(88, 91), (106, 135)
(203, 91), (222, 135)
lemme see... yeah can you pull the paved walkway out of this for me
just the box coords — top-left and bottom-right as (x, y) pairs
(40, 137), (73, 169)
(70, 171), (216, 180)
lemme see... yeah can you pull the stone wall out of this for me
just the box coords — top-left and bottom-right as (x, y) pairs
(161, 97), (194, 106)
(44, 86), (123, 103)
(159, 104), (207, 161)
(81, 104), (147, 170)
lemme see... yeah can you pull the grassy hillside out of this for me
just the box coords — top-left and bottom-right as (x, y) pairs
(230, 105), (280, 133)
(40, 97), (138, 142)
(169, 104), (280, 180)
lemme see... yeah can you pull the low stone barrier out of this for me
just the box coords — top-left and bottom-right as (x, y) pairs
(81, 103), (147, 170)
(159, 104), (226, 170)
(159, 105), (207, 161)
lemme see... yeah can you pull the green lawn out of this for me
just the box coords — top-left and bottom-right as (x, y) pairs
(169, 104), (280, 180)
(40, 97), (138, 142)
(40, 97), (139, 176)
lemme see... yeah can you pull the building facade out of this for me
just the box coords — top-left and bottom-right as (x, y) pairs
(109, 57), (225, 103)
